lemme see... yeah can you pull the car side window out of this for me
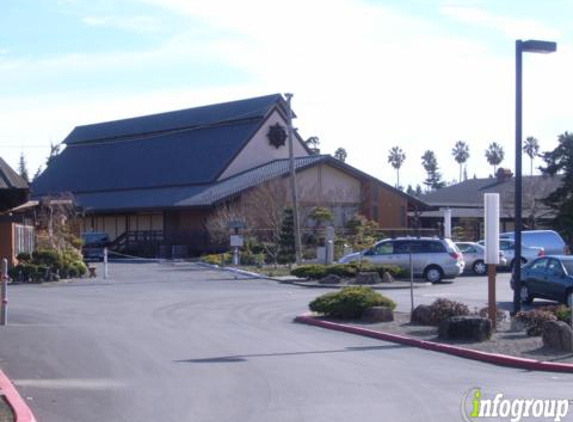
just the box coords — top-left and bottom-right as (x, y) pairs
(547, 259), (564, 276)
(529, 258), (548, 272)
(393, 241), (411, 254)
(500, 241), (513, 251)
(373, 241), (394, 255)
(424, 241), (446, 253)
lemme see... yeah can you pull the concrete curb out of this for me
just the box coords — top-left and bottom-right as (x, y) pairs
(295, 315), (573, 373)
(290, 281), (431, 290)
(0, 369), (37, 422)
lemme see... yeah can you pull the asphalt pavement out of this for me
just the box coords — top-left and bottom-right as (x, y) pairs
(0, 262), (571, 422)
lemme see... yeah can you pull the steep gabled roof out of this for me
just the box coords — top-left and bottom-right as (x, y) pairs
(0, 157), (28, 190)
(32, 94), (286, 196)
(73, 155), (429, 212)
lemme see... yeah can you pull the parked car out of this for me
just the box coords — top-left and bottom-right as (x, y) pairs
(477, 238), (544, 269)
(455, 242), (507, 275)
(338, 237), (464, 283)
(512, 255), (573, 306)
(500, 230), (569, 255)
(81, 232), (109, 261)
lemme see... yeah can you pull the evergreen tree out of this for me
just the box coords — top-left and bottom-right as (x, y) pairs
(540, 132), (573, 244)
(304, 136), (320, 154)
(33, 166), (43, 181)
(18, 152), (29, 183)
(421, 150), (445, 191)
(415, 185), (422, 196)
(46, 142), (61, 166)
(334, 147), (347, 162)
(277, 207), (296, 264)
(406, 184), (414, 196)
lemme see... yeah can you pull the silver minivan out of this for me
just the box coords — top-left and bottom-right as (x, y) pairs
(500, 230), (569, 256)
(338, 237), (465, 283)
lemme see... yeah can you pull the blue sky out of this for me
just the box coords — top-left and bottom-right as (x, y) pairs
(2, 0), (573, 189)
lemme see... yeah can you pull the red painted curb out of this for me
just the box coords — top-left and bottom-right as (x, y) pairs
(295, 315), (573, 373)
(0, 369), (37, 422)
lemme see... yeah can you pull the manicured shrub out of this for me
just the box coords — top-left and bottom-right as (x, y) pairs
(8, 264), (46, 282)
(324, 264), (358, 278)
(201, 253), (230, 266)
(290, 265), (328, 280)
(309, 286), (396, 319)
(428, 298), (470, 325)
(536, 305), (572, 325)
(16, 252), (31, 263)
(514, 309), (558, 336)
(32, 249), (62, 267)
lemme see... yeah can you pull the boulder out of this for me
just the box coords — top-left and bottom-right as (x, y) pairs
(382, 272), (394, 283)
(318, 274), (342, 285)
(438, 316), (493, 342)
(361, 306), (394, 323)
(542, 321), (573, 352)
(411, 304), (433, 325)
(353, 272), (381, 285)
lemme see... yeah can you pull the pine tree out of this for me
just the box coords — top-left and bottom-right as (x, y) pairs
(421, 150), (445, 191)
(277, 208), (296, 264)
(540, 132), (573, 244)
(18, 152), (29, 183)
(334, 147), (347, 162)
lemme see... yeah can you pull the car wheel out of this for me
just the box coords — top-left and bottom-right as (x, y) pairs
(520, 285), (534, 305)
(472, 260), (487, 275)
(424, 265), (443, 283)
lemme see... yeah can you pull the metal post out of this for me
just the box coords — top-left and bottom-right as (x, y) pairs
(513, 40), (523, 315)
(1, 258), (8, 326)
(488, 264), (497, 330)
(104, 247), (109, 280)
(285, 93), (303, 265)
(409, 250), (414, 312)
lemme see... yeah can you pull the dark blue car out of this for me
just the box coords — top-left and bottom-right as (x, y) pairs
(514, 256), (573, 306)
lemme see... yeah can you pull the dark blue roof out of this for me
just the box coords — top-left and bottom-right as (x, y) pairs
(33, 94), (285, 196)
(65, 94), (284, 144)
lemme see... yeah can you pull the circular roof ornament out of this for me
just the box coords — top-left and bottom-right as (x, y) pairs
(267, 123), (287, 149)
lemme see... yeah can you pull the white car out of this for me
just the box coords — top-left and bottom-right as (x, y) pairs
(477, 239), (544, 269)
(455, 242), (507, 275)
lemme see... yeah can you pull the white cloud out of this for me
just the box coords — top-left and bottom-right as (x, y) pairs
(80, 14), (163, 33)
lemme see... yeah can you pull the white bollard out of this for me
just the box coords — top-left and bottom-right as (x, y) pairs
(104, 247), (109, 280)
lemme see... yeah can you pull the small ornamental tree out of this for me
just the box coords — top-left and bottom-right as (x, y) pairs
(277, 207), (296, 264)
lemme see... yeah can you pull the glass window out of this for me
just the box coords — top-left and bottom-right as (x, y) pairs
(529, 258), (548, 271)
(562, 260), (573, 275)
(374, 241), (394, 255)
(393, 241), (411, 254)
(500, 240), (513, 251)
(423, 241), (447, 253)
(547, 259), (564, 275)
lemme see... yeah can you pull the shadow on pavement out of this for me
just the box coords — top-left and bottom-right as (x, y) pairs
(176, 344), (406, 364)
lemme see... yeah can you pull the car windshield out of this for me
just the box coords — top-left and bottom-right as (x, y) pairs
(82, 233), (108, 244)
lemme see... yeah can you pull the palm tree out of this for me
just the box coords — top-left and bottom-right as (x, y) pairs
(387, 146), (406, 188)
(485, 142), (505, 175)
(451, 141), (470, 183)
(523, 136), (540, 176)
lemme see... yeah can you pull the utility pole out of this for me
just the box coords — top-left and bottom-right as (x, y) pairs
(285, 93), (303, 264)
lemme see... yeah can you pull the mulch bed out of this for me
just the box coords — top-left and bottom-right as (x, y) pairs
(345, 311), (573, 364)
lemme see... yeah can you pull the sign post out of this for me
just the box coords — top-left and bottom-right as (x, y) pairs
(484, 194), (500, 329)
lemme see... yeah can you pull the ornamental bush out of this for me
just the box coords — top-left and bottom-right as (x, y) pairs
(290, 263), (402, 280)
(309, 286), (396, 319)
(428, 298), (470, 325)
(515, 309), (558, 336)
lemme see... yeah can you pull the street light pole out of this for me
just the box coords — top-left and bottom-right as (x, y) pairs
(513, 39), (556, 314)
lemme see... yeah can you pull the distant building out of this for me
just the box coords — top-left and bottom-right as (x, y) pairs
(33, 94), (428, 257)
(0, 157), (34, 265)
(418, 168), (562, 240)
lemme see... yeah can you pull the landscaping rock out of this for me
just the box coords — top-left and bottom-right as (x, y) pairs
(438, 316), (492, 342)
(361, 306), (394, 323)
(318, 274), (342, 285)
(542, 321), (573, 352)
(353, 272), (381, 285)
(381, 272), (394, 283)
(411, 304), (433, 325)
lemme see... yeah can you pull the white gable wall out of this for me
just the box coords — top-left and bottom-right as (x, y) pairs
(218, 109), (309, 180)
